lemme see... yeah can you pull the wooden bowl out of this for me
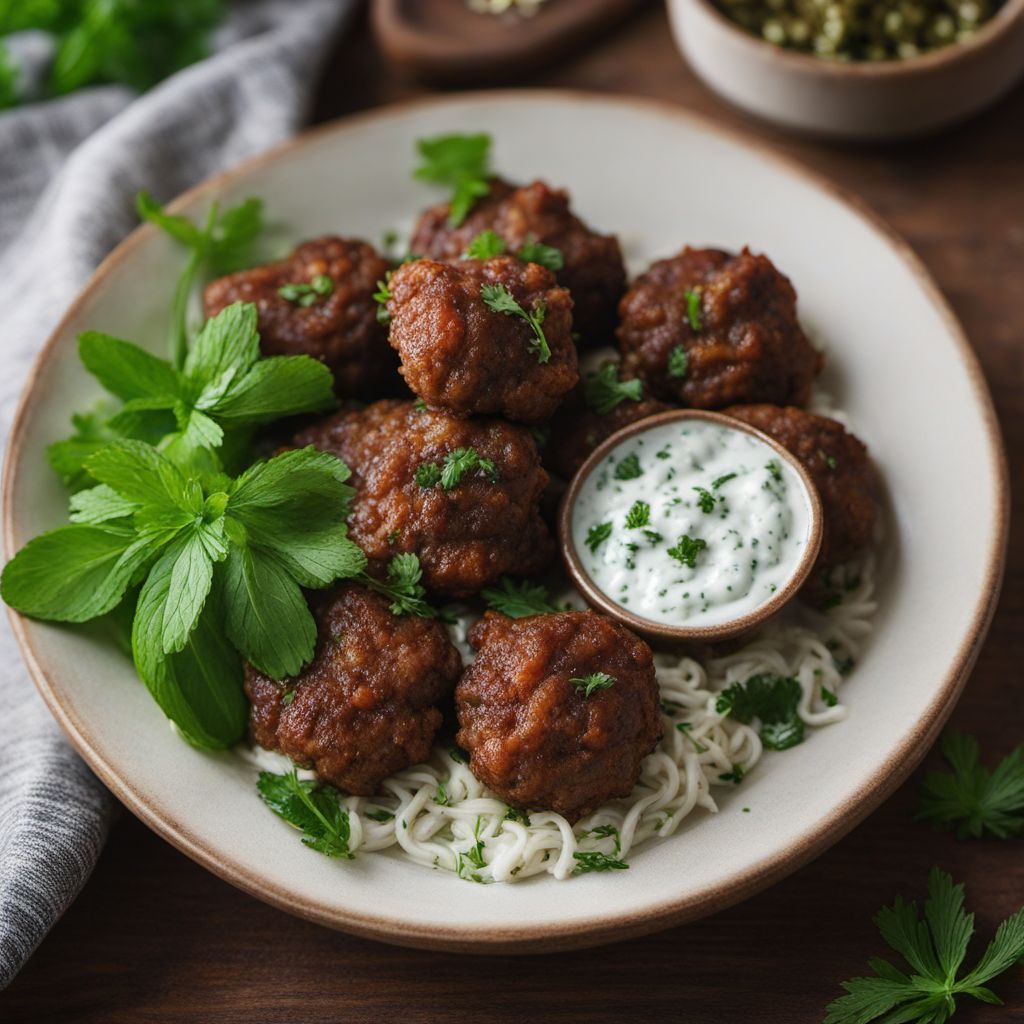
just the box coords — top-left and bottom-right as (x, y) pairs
(667, 0), (1024, 140)
(558, 409), (824, 645)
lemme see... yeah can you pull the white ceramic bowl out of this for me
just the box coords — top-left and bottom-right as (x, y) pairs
(668, 0), (1024, 140)
(3, 92), (1008, 951)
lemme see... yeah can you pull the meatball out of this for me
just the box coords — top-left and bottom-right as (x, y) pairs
(294, 399), (554, 598)
(544, 388), (670, 480)
(245, 583), (462, 794)
(204, 236), (400, 399)
(617, 247), (822, 409)
(386, 255), (578, 424)
(410, 177), (626, 347)
(456, 611), (661, 822)
(724, 404), (879, 570)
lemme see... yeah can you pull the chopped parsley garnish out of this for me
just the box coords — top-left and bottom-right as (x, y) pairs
(572, 851), (629, 874)
(465, 817), (487, 869)
(571, 672), (617, 697)
(716, 674), (805, 751)
(684, 288), (703, 331)
(583, 362), (643, 415)
(766, 459), (783, 483)
(915, 730), (1024, 839)
(362, 553), (437, 618)
(479, 283), (550, 363)
(412, 398), (428, 411)
(504, 806), (531, 825)
(821, 686), (838, 707)
(482, 576), (559, 618)
(676, 721), (708, 753)
(585, 522), (613, 553)
(643, 529), (663, 545)
(516, 237), (564, 271)
(277, 274), (333, 307)
(447, 744), (469, 765)
(614, 452), (643, 480)
(413, 133), (492, 227)
(416, 447), (499, 490)
(693, 486), (716, 513)
(825, 867), (1024, 1024)
(667, 534), (707, 569)
(463, 229), (507, 259)
(364, 807), (394, 823)
(819, 448), (838, 470)
(434, 779), (450, 806)
(257, 770), (354, 859)
(624, 500), (651, 529)
(719, 765), (745, 784)
(712, 472), (737, 489)
(373, 274), (392, 325)
(667, 345), (689, 379)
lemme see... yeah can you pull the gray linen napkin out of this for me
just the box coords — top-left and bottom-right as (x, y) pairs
(0, 0), (354, 988)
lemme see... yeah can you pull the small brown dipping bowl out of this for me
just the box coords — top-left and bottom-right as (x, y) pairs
(558, 409), (824, 645)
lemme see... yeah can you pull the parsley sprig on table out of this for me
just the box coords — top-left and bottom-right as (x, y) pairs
(257, 770), (354, 859)
(583, 362), (643, 415)
(481, 577), (561, 618)
(716, 673), (805, 751)
(480, 282), (551, 363)
(915, 731), (1024, 839)
(414, 133), (492, 227)
(825, 868), (1024, 1023)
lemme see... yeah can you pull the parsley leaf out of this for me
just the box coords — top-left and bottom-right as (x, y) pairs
(585, 522), (612, 553)
(516, 237), (564, 271)
(712, 472), (737, 489)
(668, 345), (689, 379)
(693, 486), (716, 513)
(373, 274), (392, 325)
(416, 447), (499, 490)
(362, 553), (437, 618)
(573, 851), (629, 874)
(257, 770), (354, 859)
(667, 535), (707, 569)
(715, 674), (805, 751)
(504, 806), (531, 825)
(915, 731), (1024, 839)
(482, 577), (559, 618)
(614, 452), (642, 480)
(414, 133), (492, 227)
(571, 672), (617, 697)
(479, 282), (550, 363)
(277, 274), (334, 307)
(583, 362), (643, 415)
(463, 229), (507, 259)
(624, 501), (651, 529)
(825, 867), (1024, 1024)
(684, 288), (703, 331)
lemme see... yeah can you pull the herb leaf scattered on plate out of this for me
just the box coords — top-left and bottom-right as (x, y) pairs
(414, 133), (492, 228)
(257, 770), (355, 859)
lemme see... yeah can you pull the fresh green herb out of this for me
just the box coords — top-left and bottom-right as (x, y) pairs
(373, 274), (392, 326)
(693, 486), (716, 513)
(281, 689), (295, 707)
(447, 744), (469, 765)
(414, 133), (492, 227)
(381, 229), (399, 255)
(257, 770), (354, 859)
(504, 806), (531, 825)
(684, 288), (703, 331)
(365, 807), (394, 823)
(435, 779), (450, 806)
(583, 824), (622, 852)
(570, 672), (617, 697)
(915, 731), (1024, 840)
(361, 553), (437, 619)
(624, 501), (651, 529)
(719, 765), (745, 784)
(667, 535), (707, 569)
(46, 404), (121, 492)
(668, 345), (689, 379)
(821, 686), (838, 707)
(277, 274), (334, 307)
(0, 41), (16, 109)
(516, 237), (564, 271)
(585, 522), (613, 553)
(583, 362), (643, 415)
(466, 817), (487, 869)
(573, 851), (629, 874)
(819, 448), (839, 470)
(136, 191), (264, 368)
(386, 529), (401, 545)
(825, 867), (1024, 1024)
(676, 722), (708, 753)
(614, 452), (643, 480)
(416, 447), (499, 491)
(412, 399), (428, 412)
(766, 459), (783, 483)
(716, 674), (804, 751)
(712, 472), (737, 489)
(643, 529), (663, 545)
(463, 229), (507, 259)
(479, 283), (550, 363)
(481, 577), (559, 618)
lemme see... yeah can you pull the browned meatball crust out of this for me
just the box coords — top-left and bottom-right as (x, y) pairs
(410, 177), (626, 347)
(456, 611), (661, 822)
(245, 584), (462, 795)
(724, 404), (879, 571)
(617, 247), (822, 409)
(544, 388), (671, 480)
(204, 236), (400, 399)
(386, 255), (578, 424)
(294, 400), (555, 598)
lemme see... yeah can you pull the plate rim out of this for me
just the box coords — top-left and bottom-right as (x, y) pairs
(2, 89), (1009, 953)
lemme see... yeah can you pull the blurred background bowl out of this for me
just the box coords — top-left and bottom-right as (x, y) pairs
(668, 0), (1024, 140)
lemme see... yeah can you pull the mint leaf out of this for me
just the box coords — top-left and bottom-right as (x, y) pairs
(68, 484), (137, 525)
(85, 441), (190, 512)
(78, 331), (183, 403)
(209, 356), (335, 425)
(184, 300), (259, 385)
(47, 406), (121, 491)
(157, 530), (217, 655)
(257, 770), (354, 859)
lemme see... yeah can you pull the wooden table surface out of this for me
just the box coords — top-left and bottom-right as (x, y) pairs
(4, 5), (1023, 1022)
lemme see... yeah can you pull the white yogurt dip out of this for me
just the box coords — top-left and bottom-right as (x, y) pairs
(570, 419), (813, 628)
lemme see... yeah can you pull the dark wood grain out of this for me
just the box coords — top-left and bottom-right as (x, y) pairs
(4, 5), (1024, 1021)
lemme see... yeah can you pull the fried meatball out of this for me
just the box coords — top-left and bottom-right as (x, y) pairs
(724, 404), (879, 570)
(204, 236), (400, 399)
(544, 388), (670, 480)
(245, 584), (462, 795)
(410, 177), (626, 347)
(617, 247), (822, 409)
(294, 399), (555, 598)
(456, 611), (661, 822)
(386, 255), (578, 424)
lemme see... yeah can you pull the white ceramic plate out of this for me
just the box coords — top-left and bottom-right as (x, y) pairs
(3, 92), (1007, 952)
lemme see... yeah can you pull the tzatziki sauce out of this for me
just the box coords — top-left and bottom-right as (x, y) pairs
(570, 419), (813, 628)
